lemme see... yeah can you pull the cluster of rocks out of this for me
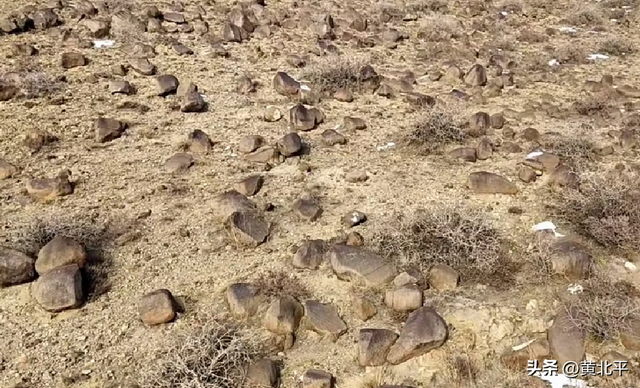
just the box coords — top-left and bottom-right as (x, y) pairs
(0, 236), (86, 312)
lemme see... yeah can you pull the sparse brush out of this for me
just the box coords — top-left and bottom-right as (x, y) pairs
(138, 321), (260, 388)
(566, 4), (605, 26)
(341, 367), (415, 388)
(406, 110), (466, 155)
(565, 276), (640, 342)
(547, 135), (598, 170)
(573, 91), (617, 118)
(371, 206), (515, 287)
(549, 174), (640, 253)
(444, 354), (479, 386)
(1, 70), (64, 99)
(253, 270), (311, 300)
(554, 44), (589, 65)
(416, 16), (462, 41)
(301, 57), (371, 95)
(599, 38), (634, 56)
(520, 234), (556, 284)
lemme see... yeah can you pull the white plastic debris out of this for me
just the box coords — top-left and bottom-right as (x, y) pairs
(93, 40), (115, 48)
(526, 151), (544, 160)
(500, 11), (508, 16)
(548, 59), (560, 66)
(534, 372), (592, 388)
(625, 261), (637, 272)
(300, 84), (311, 91)
(559, 27), (578, 33)
(567, 284), (584, 294)
(512, 338), (536, 352)
(532, 221), (565, 238)
(587, 53), (609, 61)
(377, 142), (395, 151)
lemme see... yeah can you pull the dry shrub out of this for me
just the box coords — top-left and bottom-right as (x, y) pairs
(407, 0), (449, 14)
(372, 206), (515, 287)
(565, 276), (640, 342)
(566, 3), (605, 26)
(547, 135), (598, 170)
(139, 321), (260, 388)
(573, 91), (617, 118)
(1, 70), (63, 99)
(518, 28), (549, 43)
(520, 234), (555, 284)
(1, 210), (130, 300)
(439, 354), (548, 388)
(406, 110), (465, 155)
(550, 174), (640, 253)
(253, 270), (311, 300)
(301, 56), (371, 95)
(416, 16), (462, 41)
(554, 43), (589, 64)
(599, 38), (635, 56)
(342, 367), (416, 388)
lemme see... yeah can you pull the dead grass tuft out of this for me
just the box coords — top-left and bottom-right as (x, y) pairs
(253, 270), (311, 300)
(301, 57), (373, 95)
(549, 174), (640, 253)
(598, 38), (635, 56)
(547, 135), (599, 170)
(566, 4), (605, 27)
(573, 91), (618, 118)
(139, 320), (260, 388)
(1, 70), (64, 99)
(416, 16), (463, 41)
(406, 110), (466, 155)
(445, 354), (479, 385)
(554, 43), (589, 64)
(565, 276), (640, 342)
(371, 206), (515, 287)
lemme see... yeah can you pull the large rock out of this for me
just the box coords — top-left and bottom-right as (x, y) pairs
(289, 104), (319, 131)
(225, 211), (269, 246)
(26, 170), (73, 201)
(302, 369), (333, 388)
(329, 244), (396, 287)
(293, 239), (327, 269)
(384, 285), (423, 311)
(32, 8), (59, 29)
(0, 247), (35, 287)
(0, 158), (17, 179)
(95, 118), (126, 143)
(156, 74), (180, 96)
(550, 240), (592, 280)
(36, 236), (86, 275)
(386, 307), (448, 364)
(620, 316), (640, 350)
(352, 296), (377, 321)
(181, 92), (205, 112)
(31, 264), (84, 312)
(212, 190), (258, 221)
(547, 307), (586, 368)
(138, 289), (178, 325)
(61, 52), (87, 69)
(293, 199), (323, 222)
(246, 359), (279, 388)
(467, 171), (518, 194)
(186, 130), (213, 154)
(273, 72), (300, 96)
(303, 300), (347, 340)
(358, 328), (399, 366)
(277, 132), (302, 156)
(264, 295), (304, 334)
(428, 264), (459, 290)
(226, 282), (263, 319)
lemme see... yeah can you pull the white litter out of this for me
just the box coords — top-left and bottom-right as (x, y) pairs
(93, 40), (115, 48)
(526, 151), (544, 160)
(625, 261), (637, 272)
(587, 53), (609, 61)
(500, 11), (508, 16)
(548, 59), (560, 66)
(567, 284), (584, 294)
(512, 339), (536, 352)
(377, 142), (395, 151)
(559, 27), (578, 33)
(534, 372), (592, 388)
(532, 221), (565, 238)
(300, 84), (311, 91)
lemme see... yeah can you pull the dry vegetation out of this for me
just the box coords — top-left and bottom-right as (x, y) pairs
(301, 57), (371, 95)
(547, 135), (598, 170)
(565, 276), (640, 342)
(550, 174), (640, 253)
(405, 110), (466, 154)
(372, 206), (515, 287)
(138, 321), (260, 388)
(253, 270), (311, 300)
